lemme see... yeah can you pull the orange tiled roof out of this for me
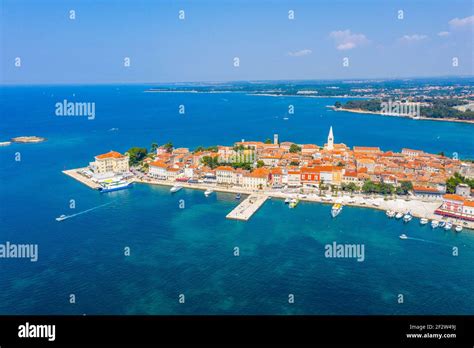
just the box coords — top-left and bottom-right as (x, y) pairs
(96, 151), (125, 159)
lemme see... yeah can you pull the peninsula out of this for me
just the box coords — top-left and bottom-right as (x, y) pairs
(64, 128), (474, 230)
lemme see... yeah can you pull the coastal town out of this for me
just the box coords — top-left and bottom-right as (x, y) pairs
(63, 127), (474, 230)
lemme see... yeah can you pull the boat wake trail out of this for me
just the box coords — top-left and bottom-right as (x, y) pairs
(405, 236), (452, 247)
(56, 202), (112, 221)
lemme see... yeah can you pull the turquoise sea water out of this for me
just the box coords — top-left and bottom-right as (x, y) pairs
(0, 85), (473, 314)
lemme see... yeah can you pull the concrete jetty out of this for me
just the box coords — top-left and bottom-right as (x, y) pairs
(226, 195), (268, 221)
(62, 168), (101, 189)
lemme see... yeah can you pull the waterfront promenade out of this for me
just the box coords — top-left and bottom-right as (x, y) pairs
(63, 168), (474, 229)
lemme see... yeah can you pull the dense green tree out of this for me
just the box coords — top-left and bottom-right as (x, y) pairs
(264, 139), (272, 144)
(446, 172), (474, 193)
(289, 144), (301, 153)
(127, 147), (148, 165)
(257, 160), (265, 168)
(151, 143), (158, 152)
(163, 142), (173, 153)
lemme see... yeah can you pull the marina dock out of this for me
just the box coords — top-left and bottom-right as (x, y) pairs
(62, 168), (101, 189)
(226, 195), (268, 221)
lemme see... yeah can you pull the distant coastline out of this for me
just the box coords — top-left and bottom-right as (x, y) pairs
(328, 106), (474, 124)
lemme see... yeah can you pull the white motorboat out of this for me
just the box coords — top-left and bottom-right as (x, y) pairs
(204, 189), (213, 197)
(284, 197), (291, 204)
(55, 214), (68, 222)
(399, 234), (408, 240)
(455, 225), (463, 232)
(444, 222), (452, 230)
(170, 185), (182, 193)
(439, 221), (446, 228)
(403, 213), (412, 223)
(420, 218), (429, 225)
(331, 203), (343, 218)
(395, 212), (404, 219)
(431, 220), (439, 228)
(386, 210), (395, 218)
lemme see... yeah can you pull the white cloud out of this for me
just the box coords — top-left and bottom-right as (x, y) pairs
(287, 49), (312, 57)
(398, 34), (428, 43)
(437, 31), (450, 37)
(329, 30), (369, 50)
(449, 15), (474, 29)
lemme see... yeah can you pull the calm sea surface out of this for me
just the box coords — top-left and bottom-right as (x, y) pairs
(0, 85), (473, 314)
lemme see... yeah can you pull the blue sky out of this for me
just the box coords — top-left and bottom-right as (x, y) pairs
(1, 0), (473, 84)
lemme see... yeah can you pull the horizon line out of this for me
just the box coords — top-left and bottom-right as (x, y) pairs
(1, 74), (474, 87)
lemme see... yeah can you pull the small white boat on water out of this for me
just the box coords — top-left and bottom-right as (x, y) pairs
(444, 222), (452, 230)
(455, 225), (463, 232)
(204, 189), (213, 197)
(386, 210), (395, 218)
(395, 212), (404, 219)
(431, 220), (439, 228)
(331, 203), (343, 218)
(284, 197), (291, 204)
(403, 213), (412, 223)
(439, 221), (446, 228)
(55, 214), (68, 222)
(420, 218), (429, 225)
(170, 185), (182, 193)
(289, 198), (299, 209)
(399, 234), (408, 240)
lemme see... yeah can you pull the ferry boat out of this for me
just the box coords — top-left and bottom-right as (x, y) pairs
(455, 225), (463, 232)
(204, 189), (213, 197)
(403, 213), (412, 223)
(289, 199), (299, 208)
(170, 185), (182, 193)
(235, 193), (241, 200)
(99, 181), (132, 193)
(444, 222), (452, 230)
(395, 212), (404, 219)
(331, 203), (343, 218)
(420, 218), (429, 225)
(431, 220), (439, 228)
(386, 210), (395, 218)
(55, 214), (68, 222)
(399, 234), (408, 240)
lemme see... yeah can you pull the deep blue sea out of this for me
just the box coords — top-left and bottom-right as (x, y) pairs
(0, 85), (473, 314)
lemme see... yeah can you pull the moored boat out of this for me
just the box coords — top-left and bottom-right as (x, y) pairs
(395, 212), (404, 219)
(386, 210), (395, 218)
(99, 181), (132, 193)
(439, 221), (446, 228)
(289, 199), (299, 208)
(331, 203), (343, 218)
(284, 197), (291, 204)
(403, 213), (412, 223)
(420, 218), (429, 225)
(444, 222), (452, 230)
(235, 193), (241, 200)
(204, 189), (213, 197)
(431, 220), (439, 228)
(455, 225), (463, 232)
(170, 185), (182, 193)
